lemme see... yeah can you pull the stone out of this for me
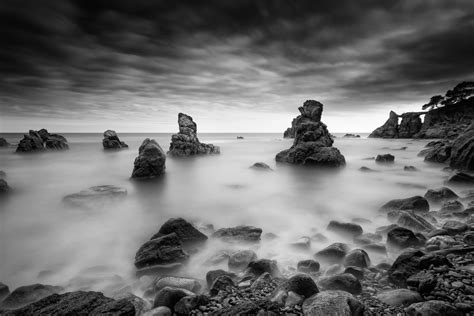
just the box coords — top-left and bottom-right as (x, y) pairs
(405, 300), (462, 316)
(154, 277), (201, 294)
(392, 211), (435, 232)
(404, 166), (418, 171)
(205, 270), (236, 289)
(209, 275), (235, 296)
(449, 123), (474, 172)
(62, 185), (127, 208)
(447, 171), (474, 184)
(143, 306), (172, 316)
(439, 200), (464, 213)
(246, 259), (280, 277)
(379, 196), (429, 213)
(168, 113), (219, 156)
(174, 295), (209, 315)
(102, 130), (128, 149)
(326, 221), (363, 238)
(376, 289), (423, 306)
(134, 233), (189, 270)
(343, 266), (364, 280)
(274, 273), (319, 298)
(354, 233), (382, 245)
(0, 282), (10, 301)
(375, 154), (395, 163)
(228, 250), (257, 272)
(131, 138), (166, 179)
(424, 187), (459, 203)
(153, 286), (193, 310)
(318, 273), (362, 295)
(250, 162), (272, 170)
(0, 137), (10, 147)
(343, 249), (370, 268)
(424, 143), (452, 163)
(297, 260), (320, 273)
(289, 236), (311, 250)
(369, 111), (399, 138)
(314, 243), (349, 264)
(359, 166), (376, 172)
(343, 134), (360, 138)
(464, 232), (474, 245)
(302, 290), (365, 316)
(212, 226), (262, 242)
(398, 113), (422, 138)
(0, 179), (11, 194)
(442, 220), (468, 234)
(16, 129), (68, 152)
(0, 284), (63, 309)
(362, 243), (387, 254)
(387, 227), (425, 249)
(426, 235), (456, 249)
(151, 218), (208, 245)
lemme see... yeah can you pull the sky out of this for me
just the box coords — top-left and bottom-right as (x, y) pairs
(0, 0), (473, 133)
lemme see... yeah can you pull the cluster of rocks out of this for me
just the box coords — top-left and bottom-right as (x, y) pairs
(16, 129), (68, 152)
(103, 130), (128, 149)
(276, 100), (346, 167)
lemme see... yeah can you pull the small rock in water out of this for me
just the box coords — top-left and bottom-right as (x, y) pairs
(404, 165), (417, 171)
(326, 221), (363, 238)
(212, 226), (262, 242)
(314, 243), (349, 264)
(375, 154), (395, 163)
(387, 227), (425, 249)
(289, 236), (311, 250)
(0, 137), (10, 147)
(245, 259), (280, 277)
(102, 130), (128, 149)
(151, 217), (208, 246)
(297, 260), (320, 273)
(250, 162), (273, 170)
(424, 187), (459, 203)
(359, 166), (377, 172)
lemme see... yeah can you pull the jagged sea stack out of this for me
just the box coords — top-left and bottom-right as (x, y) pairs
(16, 129), (68, 152)
(131, 138), (166, 179)
(168, 113), (220, 156)
(368, 111), (399, 138)
(276, 100), (345, 167)
(102, 130), (128, 149)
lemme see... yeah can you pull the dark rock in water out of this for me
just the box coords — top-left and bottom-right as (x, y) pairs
(343, 134), (360, 138)
(174, 294), (209, 315)
(404, 166), (417, 171)
(375, 153), (394, 163)
(387, 227), (425, 249)
(276, 100), (345, 167)
(424, 142), (452, 163)
(442, 220), (468, 235)
(343, 266), (364, 280)
(236, 136), (244, 139)
(447, 171), (474, 184)
(0, 284), (63, 309)
(302, 290), (365, 316)
(297, 260), (320, 273)
(275, 273), (319, 298)
(0, 179), (11, 194)
(2, 291), (135, 315)
(327, 221), (363, 238)
(153, 286), (193, 309)
(359, 166), (376, 172)
(362, 243), (387, 254)
(388, 210), (434, 232)
(134, 233), (189, 270)
(314, 243), (349, 264)
(168, 113), (220, 156)
(406, 300), (463, 316)
(398, 113), (422, 138)
(228, 250), (257, 272)
(246, 259), (280, 277)
(424, 187), (458, 203)
(376, 289), (422, 306)
(154, 276), (202, 294)
(439, 200), (464, 214)
(369, 111), (399, 138)
(151, 218), (208, 245)
(212, 226), (262, 242)
(319, 273), (362, 295)
(449, 123), (474, 172)
(379, 196), (429, 214)
(209, 275), (235, 296)
(131, 138), (166, 179)
(0, 137), (10, 147)
(16, 129), (68, 152)
(62, 185), (127, 208)
(0, 282), (10, 301)
(102, 130), (128, 149)
(343, 249), (370, 268)
(205, 270), (236, 288)
(250, 162), (272, 170)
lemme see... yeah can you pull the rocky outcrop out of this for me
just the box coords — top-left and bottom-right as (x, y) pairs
(398, 113), (422, 138)
(369, 111), (399, 138)
(0, 137), (10, 147)
(16, 129), (68, 152)
(102, 130), (128, 149)
(449, 123), (474, 172)
(131, 139), (166, 179)
(168, 113), (219, 156)
(283, 117), (299, 138)
(276, 100), (345, 167)
(151, 218), (208, 246)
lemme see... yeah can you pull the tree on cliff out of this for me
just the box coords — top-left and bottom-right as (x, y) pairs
(441, 81), (474, 106)
(422, 95), (444, 110)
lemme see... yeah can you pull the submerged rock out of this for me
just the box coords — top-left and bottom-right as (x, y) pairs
(0, 284), (63, 309)
(250, 162), (272, 170)
(387, 227), (425, 249)
(276, 100), (345, 167)
(131, 138), (166, 179)
(302, 290), (365, 316)
(154, 276), (201, 294)
(228, 250), (257, 272)
(212, 226), (262, 242)
(326, 221), (363, 238)
(297, 260), (320, 273)
(168, 113), (220, 156)
(375, 154), (395, 163)
(16, 129), (68, 152)
(102, 130), (128, 149)
(62, 185), (127, 208)
(369, 111), (399, 138)
(314, 243), (349, 264)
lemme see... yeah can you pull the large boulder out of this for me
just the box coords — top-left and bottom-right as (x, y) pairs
(212, 226), (262, 242)
(449, 123), (474, 172)
(390, 211), (435, 232)
(246, 259), (280, 277)
(369, 111), (399, 138)
(398, 113), (422, 138)
(103, 130), (128, 149)
(168, 113), (220, 156)
(134, 233), (189, 270)
(387, 227), (425, 249)
(314, 243), (349, 264)
(151, 218), (208, 245)
(62, 185), (127, 208)
(16, 129), (68, 152)
(326, 221), (363, 238)
(424, 187), (458, 203)
(343, 249), (371, 268)
(276, 100), (345, 167)
(154, 276), (202, 294)
(0, 284), (63, 309)
(318, 273), (362, 295)
(302, 290), (365, 316)
(131, 138), (166, 179)
(379, 196), (429, 214)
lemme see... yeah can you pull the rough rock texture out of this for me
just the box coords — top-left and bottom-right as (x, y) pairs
(343, 249), (371, 268)
(447, 172), (474, 184)
(424, 187), (458, 203)
(151, 218), (208, 245)
(153, 287), (193, 310)
(16, 129), (68, 152)
(297, 260), (320, 273)
(369, 111), (399, 138)
(103, 130), (128, 149)
(154, 276), (202, 294)
(375, 154), (395, 163)
(318, 273), (362, 295)
(424, 143), (452, 163)
(405, 300), (463, 316)
(326, 221), (363, 238)
(0, 282), (9, 301)
(0, 137), (10, 147)
(376, 289), (423, 306)
(276, 100), (345, 167)
(302, 290), (365, 316)
(0, 284), (63, 309)
(62, 185), (127, 208)
(387, 227), (425, 249)
(134, 233), (189, 270)
(314, 243), (349, 264)
(212, 226), (262, 242)
(228, 250), (257, 272)
(274, 274), (319, 298)
(168, 113), (220, 156)
(379, 196), (430, 214)
(398, 113), (422, 138)
(246, 259), (280, 277)
(131, 138), (166, 179)
(449, 123), (474, 172)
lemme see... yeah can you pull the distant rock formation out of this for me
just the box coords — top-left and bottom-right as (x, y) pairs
(0, 137), (9, 147)
(368, 111), (399, 138)
(276, 100), (345, 167)
(168, 113), (220, 156)
(16, 129), (68, 152)
(398, 113), (422, 138)
(131, 138), (166, 179)
(343, 134), (360, 138)
(102, 130), (128, 149)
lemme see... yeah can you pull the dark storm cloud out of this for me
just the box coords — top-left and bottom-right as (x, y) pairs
(0, 0), (473, 123)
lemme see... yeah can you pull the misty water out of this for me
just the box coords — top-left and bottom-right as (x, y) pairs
(0, 133), (456, 297)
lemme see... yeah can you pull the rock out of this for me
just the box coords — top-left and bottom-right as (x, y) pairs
(0, 282), (10, 301)
(362, 243), (387, 254)
(174, 295), (209, 315)
(0, 137), (10, 147)
(205, 270), (236, 289)
(404, 166), (418, 171)
(297, 260), (320, 273)
(398, 113), (422, 138)
(246, 259), (280, 277)
(405, 300), (462, 316)
(131, 139), (166, 179)
(153, 287), (194, 310)
(0, 284), (63, 309)
(369, 111), (399, 138)
(102, 130), (128, 149)
(168, 113), (219, 156)
(250, 162), (272, 170)
(439, 200), (464, 214)
(154, 277), (201, 294)
(376, 224), (400, 236)
(359, 166), (376, 172)
(325, 264), (343, 276)
(379, 196), (429, 214)
(62, 185), (127, 208)
(237, 136), (244, 139)
(2, 291), (135, 315)
(314, 243), (349, 264)
(426, 235), (456, 249)
(424, 143), (452, 163)
(343, 266), (364, 280)
(134, 233), (189, 270)
(387, 227), (425, 249)
(289, 236), (311, 250)
(311, 232), (328, 243)
(302, 290), (365, 316)
(228, 250), (257, 272)
(16, 129), (68, 152)
(143, 306), (172, 316)
(424, 187), (459, 203)
(250, 272), (272, 290)
(392, 211), (435, 232)
(354, 233), (382, 245)
(464, 232), (474, 245)
(449, 123), (474, 172)
(326, 221), (363, 238)
(442, 220), (468, 235)
(447, 171), (474, 184)
(343, 134), (360, 138)
(209, 275), (235, 296)
(151, 218), (208, 245)
(376, 289), (423, 306)
(275, 273), (319, 298)
(0, 179), (11, 194)
(343, 249), (370, 268)
(319, 273), (362, 295)
(276, 100), (345, 167)
(212, 226), (262, 242)
(375, 154), (395, 163)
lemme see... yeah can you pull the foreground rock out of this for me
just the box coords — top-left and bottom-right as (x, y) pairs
(131, 138), (166, 179)
(16, 129), (68, 152)
(212, 226), (262, 242)
(0, 284), (63, 309)
(424, 187), (458, 203)
(379, 196), (429, 214)
(327, 221), (363, 238)
(449, 123), (474, 172)
(102, 130), (128, 149)
(62, 185), (127, 208)
(168, 113), (219, 156)
(405, 300), (463, 316)
(314, 243), (349, 264)
(151, 218), (208, 246)
(276, 100), (345, 167)
(318, 273), (362, 295)
(302, 290), (365, 316)
(387, 227), (425, 249)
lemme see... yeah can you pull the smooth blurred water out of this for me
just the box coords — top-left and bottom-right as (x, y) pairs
(0, 132), (459, 295)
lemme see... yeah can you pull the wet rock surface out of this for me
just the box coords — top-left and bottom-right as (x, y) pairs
(16, 129), (69, 152)
(131, 138), (166, 179)
(103, 130), (128, 149)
